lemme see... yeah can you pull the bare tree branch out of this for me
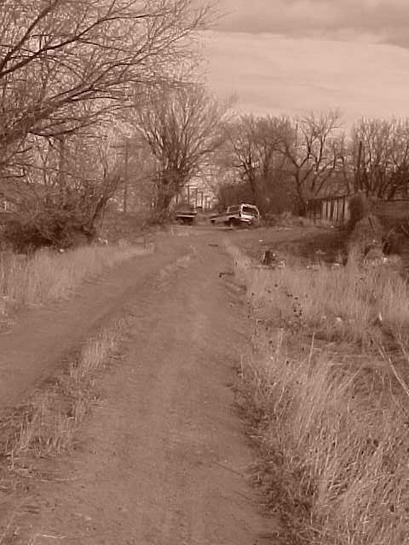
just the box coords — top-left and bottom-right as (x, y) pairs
(0, 0), (210, 164)
(133, 82), (228, 211)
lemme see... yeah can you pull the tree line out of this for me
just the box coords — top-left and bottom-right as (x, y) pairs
(0, 2), (408, 250)
(0, 0), (213, 250)
(215, 113), (409, 216)
(124, 108), (409, 220)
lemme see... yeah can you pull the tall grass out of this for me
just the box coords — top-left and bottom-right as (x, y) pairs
(0, 243), (153, 313)
(231, 246), (409, 345)
(229, 242), (409, 545)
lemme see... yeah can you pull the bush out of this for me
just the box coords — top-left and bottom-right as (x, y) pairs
(1, 212), (93, 253)
(0, 174), (120, 253)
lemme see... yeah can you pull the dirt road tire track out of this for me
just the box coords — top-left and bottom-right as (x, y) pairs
(1, 234), (281, 544)
(0, 238), (189, 409)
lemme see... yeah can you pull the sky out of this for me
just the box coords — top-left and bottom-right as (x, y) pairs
(199, 0), (409, 125)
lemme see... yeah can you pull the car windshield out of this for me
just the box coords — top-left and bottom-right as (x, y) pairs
(242, 206), (258, 217)
(227, 205), (240, 213)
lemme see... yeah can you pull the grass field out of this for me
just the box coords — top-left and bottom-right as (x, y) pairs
(229, 240), (409, 545)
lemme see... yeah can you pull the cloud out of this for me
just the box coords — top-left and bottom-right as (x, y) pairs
(201, 30), (409, 123)
(214, 0), (409, 48)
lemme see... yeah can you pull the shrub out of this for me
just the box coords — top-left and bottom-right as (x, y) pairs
(0, 174), (120, 253)
(1, 210), (92, 253)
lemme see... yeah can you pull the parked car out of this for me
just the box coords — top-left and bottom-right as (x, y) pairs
(210, 203), (260, 227)
(174, 204), (197, 225)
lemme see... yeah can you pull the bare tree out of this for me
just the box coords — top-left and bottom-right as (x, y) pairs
(279, 111), (345, 212)
(224, 116), (259, 199)
(353, 118), (409, 199)
(0, 0), (211, 247)
(223, 115), (295, 212)
(389, 121), (409, 199)
(0, 127), (123, 249)
(0, 0), (209, 169)
(134, 83), (228, 212)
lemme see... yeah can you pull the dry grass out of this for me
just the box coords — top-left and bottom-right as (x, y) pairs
(0, 243), (153, 317)
(3, 320), (125, 462)
(0, 320), (126, 544)
(229, 241), (409, 545)
(262, 211), (320, 229)
(231, 245), (409, 346)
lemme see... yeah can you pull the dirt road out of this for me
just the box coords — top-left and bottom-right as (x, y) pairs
(0, 227), (290, 544)
(0, 237), (188, 408)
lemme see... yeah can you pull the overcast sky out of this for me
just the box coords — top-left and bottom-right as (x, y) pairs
(200, 0), (409, 124)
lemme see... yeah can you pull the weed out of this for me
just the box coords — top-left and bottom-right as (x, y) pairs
(231, 243), (409, 346)
(228, 241), (409, 545)
(0, 244), (153, 313)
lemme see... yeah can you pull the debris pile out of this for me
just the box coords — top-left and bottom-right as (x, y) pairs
(261, 249), (286, 269)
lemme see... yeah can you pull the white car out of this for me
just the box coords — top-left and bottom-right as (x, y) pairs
(210, 203), (260, 227)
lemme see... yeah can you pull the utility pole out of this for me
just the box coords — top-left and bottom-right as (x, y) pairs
(123, 139), (129, 214)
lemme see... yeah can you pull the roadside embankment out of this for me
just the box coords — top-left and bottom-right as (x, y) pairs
(228, 239), (409, 545)
(0, 243), (154, 326)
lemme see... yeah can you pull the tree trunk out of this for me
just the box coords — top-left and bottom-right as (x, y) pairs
(155, 180), (176, 213)
(294, 174), (307, 216)
(155, 170), (186, 213)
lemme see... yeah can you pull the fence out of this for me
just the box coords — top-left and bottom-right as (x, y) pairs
(306, 195), (350, 224)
